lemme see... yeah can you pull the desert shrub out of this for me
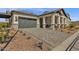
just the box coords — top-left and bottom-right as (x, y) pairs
(0, 22), (9, 28)
(48, 48), (52, 51)
(69, 23), (75, 29)
(23, 33), (26, 36)
(75, 26), (79, 30)
(27, 36), (31, 39)
(19, 30), (23, 33)
(67, 31), (70, 33)
(60, 29), (63, 32)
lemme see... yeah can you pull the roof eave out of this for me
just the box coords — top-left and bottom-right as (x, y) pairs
(11, 10), (39, 17)
(0, 13), (11, 18)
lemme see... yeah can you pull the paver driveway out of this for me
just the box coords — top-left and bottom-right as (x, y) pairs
(20, 28), (70, 48)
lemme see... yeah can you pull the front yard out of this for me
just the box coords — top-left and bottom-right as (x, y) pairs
(58, 23), (79, 35)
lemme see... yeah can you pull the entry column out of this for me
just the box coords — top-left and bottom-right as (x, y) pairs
(12, 15), (18, 30)
(12, 15), (16, 28)
(62, 17), (65, 29)
(43, 17), (46, 28)
(51, 15), (55, 30)
(58, 16), (61, 29)
(37, 18), (40, 28)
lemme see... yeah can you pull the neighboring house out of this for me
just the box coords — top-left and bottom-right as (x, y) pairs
(0, 8), (71, 30)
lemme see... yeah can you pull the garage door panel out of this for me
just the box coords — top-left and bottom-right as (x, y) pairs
(19, 18), (37, 28)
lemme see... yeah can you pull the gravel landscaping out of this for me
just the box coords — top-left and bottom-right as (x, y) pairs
(4, 29), (50, 51)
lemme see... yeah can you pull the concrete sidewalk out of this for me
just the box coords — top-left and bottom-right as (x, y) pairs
(52, 31), (79, 51)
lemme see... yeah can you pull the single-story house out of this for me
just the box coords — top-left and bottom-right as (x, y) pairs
(0, 8), (71, 30)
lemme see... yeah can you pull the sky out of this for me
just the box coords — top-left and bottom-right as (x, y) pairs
(0, 8), (79, 22)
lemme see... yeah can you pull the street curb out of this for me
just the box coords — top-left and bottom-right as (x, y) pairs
(52, 31), (79, 51)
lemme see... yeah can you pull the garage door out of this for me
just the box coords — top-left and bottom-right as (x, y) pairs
(18, 18), (37, 28)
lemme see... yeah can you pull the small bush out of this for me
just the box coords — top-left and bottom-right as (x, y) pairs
(69, 23), (75, 29)
(67, 31), (70, 33)
(20, 31), (23, 33)
(23, 33), (26, 36)
(27, 36), (31, 39)
(75, 26), (79, 30)
(48, 48), (52, 51)
(60, 29), (63, 32)
(0, 22), (8, 28)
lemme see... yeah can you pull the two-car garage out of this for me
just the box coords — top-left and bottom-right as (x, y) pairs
(18, 17), (37, 28)
(11, 10), (39, 29)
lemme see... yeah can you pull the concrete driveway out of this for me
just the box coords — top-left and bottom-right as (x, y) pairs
(19, 28), (70, 48)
